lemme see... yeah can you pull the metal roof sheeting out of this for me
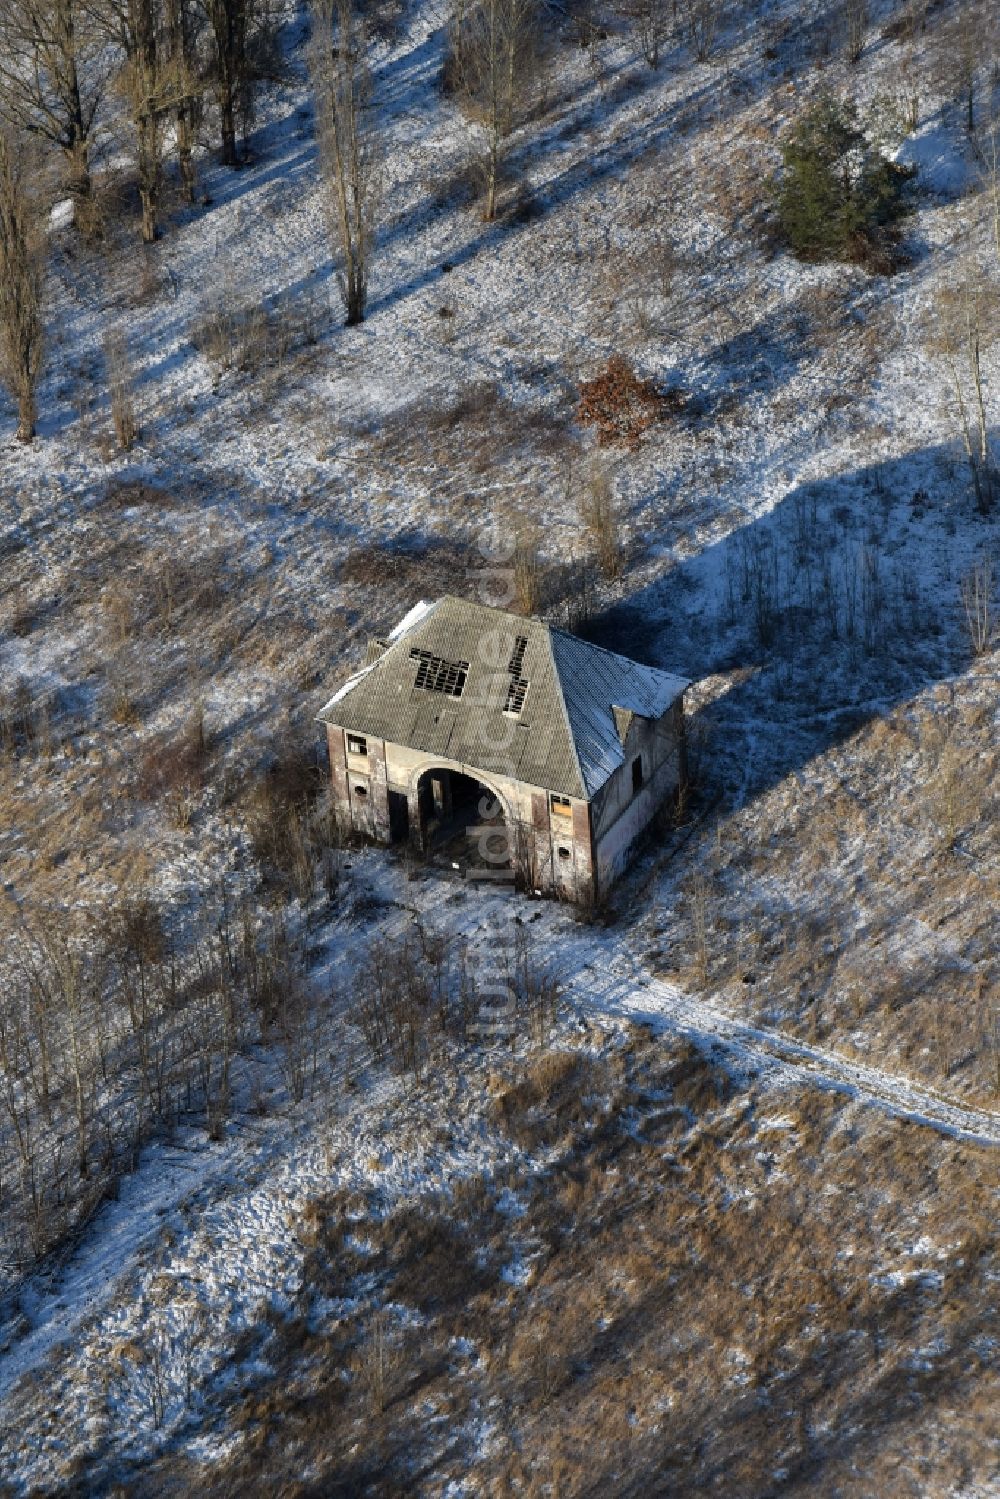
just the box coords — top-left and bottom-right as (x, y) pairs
(317, 596), (688, 800)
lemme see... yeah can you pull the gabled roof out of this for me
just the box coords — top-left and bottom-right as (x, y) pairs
(317, 596), (688, 800)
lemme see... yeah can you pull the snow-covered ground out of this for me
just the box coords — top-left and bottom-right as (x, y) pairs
(1, 0), (999, 1488)
(0, 850), (996, 1491)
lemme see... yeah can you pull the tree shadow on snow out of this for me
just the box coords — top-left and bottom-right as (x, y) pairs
(576, 435), (998, 808)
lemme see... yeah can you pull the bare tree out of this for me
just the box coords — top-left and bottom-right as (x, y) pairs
(0, 0), (109, 226)
(16, 925), (98, 1179)
(933, 0), (994, 135)
(578, 461), (624, 581)
(982, 113), (1000, 266)
(165, 0), (201, 200)
(104, 326), (139, 448)
(635, 0), (671, 69)
(960, 557), (995, 656)
(0, 128), (47, 442)
(206, 0), (259, 166)
(842, 0), (867, 65)
(448, 0), (539, 221)
(934, 266), (998, 515)
(309, 0), (379, 325)
(106, 0), (171, 242)
(679, 0), (724, 63)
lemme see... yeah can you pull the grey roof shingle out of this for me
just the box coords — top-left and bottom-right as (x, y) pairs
(317, 596), (688, 800)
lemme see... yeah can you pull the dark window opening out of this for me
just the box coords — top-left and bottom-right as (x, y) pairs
(550, 793), (572, 819)
(504, 635), (530, 716)
(558, 846), (571, 860)
(410, 647), (469, 698)
(504, 676), (529, 715)
(347, 734), (368, 757)
(508, 635), (528, 675)
(354, 785), (368, 798)
(388, 790), (409, 842)
(631, 756), (644, 795)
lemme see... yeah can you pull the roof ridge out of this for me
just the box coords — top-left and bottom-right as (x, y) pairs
(541, 620), (588, 802)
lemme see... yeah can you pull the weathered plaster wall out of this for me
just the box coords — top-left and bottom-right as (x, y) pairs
(325, 695), (684, 902)
(327, 731), (595, 898)
(591, 701), (685, 893)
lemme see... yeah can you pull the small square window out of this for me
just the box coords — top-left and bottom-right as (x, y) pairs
(558, 846), (571, 860)
(354, 784), (368, 798)
(347, 734), (368, 757)
(550, 793), (572, 819)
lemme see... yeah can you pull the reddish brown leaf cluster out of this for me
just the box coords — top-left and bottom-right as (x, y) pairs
(576, 355), (673, 448)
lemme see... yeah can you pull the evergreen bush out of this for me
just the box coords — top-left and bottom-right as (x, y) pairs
(775, 97), (915, 270)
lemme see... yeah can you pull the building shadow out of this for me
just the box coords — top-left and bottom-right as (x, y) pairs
(575, 436), (994, 808)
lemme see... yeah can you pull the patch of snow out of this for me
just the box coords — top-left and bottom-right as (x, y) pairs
(893, 120), (978, 198)
(388, 598), (436, 640)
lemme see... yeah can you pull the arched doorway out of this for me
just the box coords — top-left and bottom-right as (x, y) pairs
(414, 766), (512, 873)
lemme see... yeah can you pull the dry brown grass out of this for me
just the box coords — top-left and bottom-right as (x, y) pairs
(667, 686), (1000, 1104)
(124, 1027), (998, 1499)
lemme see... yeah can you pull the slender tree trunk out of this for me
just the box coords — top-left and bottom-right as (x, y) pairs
(310, 0), (377, 325)
(220, 89), (238, 166)
(0, 125), (46, 441)
(485, 126), (498, 221)
(211, 0), (248, 167)
(177, 106), (196, 200)
(126, 0), (163, 243)
(67, 136), (91, 208)
(166, 0), (199, 201)
(16, 388), (37, 442)
(138, 115), (160, 242)
(53, 2), (95, 215)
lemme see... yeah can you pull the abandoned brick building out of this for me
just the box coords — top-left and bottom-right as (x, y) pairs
(317, 596), (688, 901)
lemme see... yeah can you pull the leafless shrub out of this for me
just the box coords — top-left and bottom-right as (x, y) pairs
(513, 525), (543, 615)
(244, 748), (323, 893)
(136, 706), (211, 827)
(687, 872), (711, 984)
(679, 0), (724, 61)
(104, 327), (139, 450)
(501, 922), (561, 1041)
(930, 736), (966, 851)
(634, 0), (672, 68)
(191, 281), (323, 376)
(355, 1310), (394, 1415)
(109, 678), (140, 726)
(272, 956), (320, 1101)
(578, 462), (624, 581)
(0, 677), (52, 757)
(931, 264), (998, 514)
(111, 1315), (171, 1429)
(353, 938), (435, 1074)
(960, 556), (995, 655)
(353, 929), (480, 1073)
